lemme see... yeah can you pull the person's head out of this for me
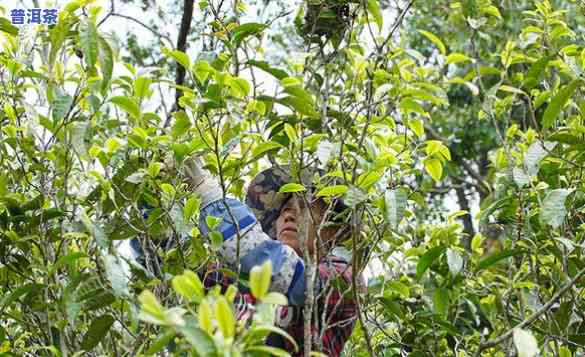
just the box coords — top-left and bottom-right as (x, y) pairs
(275, 195), (348, 256)
(245, 165), (351, 258)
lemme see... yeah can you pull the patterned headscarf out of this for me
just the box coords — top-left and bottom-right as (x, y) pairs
(245, 165), (349, 240)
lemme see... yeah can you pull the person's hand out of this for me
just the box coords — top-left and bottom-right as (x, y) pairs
(182, 156), (208, 189)
(182, 156), (223, 205)
(162, 153), (208, 187)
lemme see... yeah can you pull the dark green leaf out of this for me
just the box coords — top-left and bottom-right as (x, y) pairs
(433, 288), (450, 316)
(51, 93), (73, 123)
(522, 56), (551, 90)
(48, 252), (88, 275)
(278, 96), (318, 117)
(542, 80), (582, 129)
(81, 314), (115, 351)
(476, 249), (525, 271)
(145, 330), (176, 355)
(416, 245), (446, 279)
(98, 37), (114, 94)
(0, 17), (19, 35)
(246, 60), (289, 80)
(479, 196), (512, 225)
(0, 283), (45, 309)
(232, 23), (267, 47)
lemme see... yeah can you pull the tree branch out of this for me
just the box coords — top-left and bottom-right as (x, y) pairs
(109, 13), (173, 47)
(475, 266), (585, 355)
(173, 0), (195, 111)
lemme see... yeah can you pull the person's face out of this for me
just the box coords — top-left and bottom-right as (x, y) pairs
(275, 195), (341, 256)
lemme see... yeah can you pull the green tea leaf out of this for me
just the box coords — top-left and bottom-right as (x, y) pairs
(145, 330), (176, 355)
(51, 92), (73, 123)
(134, 76), (152, 98)
(172, 110), (191, 138)
(522, 56), (551, 90)
(424, 158), (443, 182)
(476, 249), (525, 271)
(367, 0), (383, 31)
(79, 19), (99, 69)
(228, 77), (250, 98)
(111, 96), (140, 119)
(245, 346), (290, 357)
(0, 283), (44, 309)
(542, 80), (582, 130)
(416, 245), (445, 279)
(540, 189), (574, 228)
(433, 288), (450, 316)
(232, 23), (267, 47)
(98, 36), (114, 94)
(250, 260), (272, 300)
(171, 270), (205, 303)
(246, 60), (289, 80)
(384, 188), (407, 227)
(184, 194), (201, 222)
(418, 30), (446, 56)
(103, 254), (131, 297)
(445, 53), (472, 65)
(279, 183), (306, 193)
(253, 141), (283, 158)
(178, 326), (217, 356)
(81, 315), (115, 351)
(166, 49), (190, 70)
(0, 17), (19, 36)
(316, 185), (348, 197)
(138, 290), (166, 325)
(215, 296), (235, 338)
(198, 300), (213, 334)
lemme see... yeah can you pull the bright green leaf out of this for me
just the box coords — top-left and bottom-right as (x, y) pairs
(316, 185), (348, 197)
(215, 296), (235, 338)
(418, 30), (446, 56)
(79, 19), (98, 69)
(253, 141), (283, 158)
(367, 0), (383, 32)
(250, 260), (272, 300)
(111, 96), (140, 119)
(445, 53), (472, 65)
(424, 158), (443, 182)
(279, 183), (306, 193)
(172, 270), (205, 303)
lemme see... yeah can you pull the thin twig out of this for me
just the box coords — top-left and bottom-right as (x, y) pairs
(475, 266), (585, 355)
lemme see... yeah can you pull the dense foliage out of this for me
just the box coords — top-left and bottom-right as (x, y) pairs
(1, 0), (584, 356)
